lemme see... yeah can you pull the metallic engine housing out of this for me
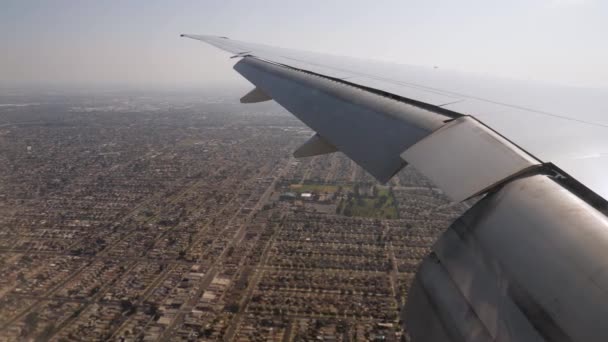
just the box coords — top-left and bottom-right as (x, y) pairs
(405, 174), (608, 342)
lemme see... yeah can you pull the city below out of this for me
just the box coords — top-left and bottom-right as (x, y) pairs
(0, 87), (466, 341)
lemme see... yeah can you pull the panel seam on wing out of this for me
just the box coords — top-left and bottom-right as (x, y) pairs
(247, 56), (464, 120)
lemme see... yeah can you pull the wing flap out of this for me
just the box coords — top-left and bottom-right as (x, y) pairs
(401, 116), (541, 202)
(233, 56), (447, 183)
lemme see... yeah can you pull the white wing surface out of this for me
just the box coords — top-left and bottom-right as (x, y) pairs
(183, 34), (608, 201)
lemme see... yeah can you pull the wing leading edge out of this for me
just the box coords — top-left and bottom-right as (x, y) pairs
(184, 34), (608, 342)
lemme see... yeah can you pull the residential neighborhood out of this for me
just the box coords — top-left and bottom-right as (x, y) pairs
(0, 90), (466, 341)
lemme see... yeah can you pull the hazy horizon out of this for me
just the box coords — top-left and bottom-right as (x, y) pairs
(2, 0), (608, 88)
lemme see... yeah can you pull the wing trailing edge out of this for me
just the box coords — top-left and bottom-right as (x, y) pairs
(232, 56), (446, 183)
(232, 56), (543, 203)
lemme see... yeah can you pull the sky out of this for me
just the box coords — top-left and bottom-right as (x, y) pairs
(1, 0), (607, 88)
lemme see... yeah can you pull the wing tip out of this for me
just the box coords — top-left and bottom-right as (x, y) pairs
(180, 34), (230, 40)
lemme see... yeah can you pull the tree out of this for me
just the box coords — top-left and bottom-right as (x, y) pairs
(36, 324), (55, 342)
(89, 286), (100, 296)
(225, 303), (240, 313)
(24, 312), (39, 330)
(120, 299), (136, 315)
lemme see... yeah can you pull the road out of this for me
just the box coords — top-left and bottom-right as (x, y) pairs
(158, 159), (290, 341)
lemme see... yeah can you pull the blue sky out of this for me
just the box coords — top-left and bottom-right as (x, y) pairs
(1, 0), (606, 87)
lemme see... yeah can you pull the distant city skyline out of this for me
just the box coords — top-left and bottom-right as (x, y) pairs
(2, 0), (607, 88)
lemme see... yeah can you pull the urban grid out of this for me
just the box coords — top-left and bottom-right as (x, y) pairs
(0, 88), (467, 341)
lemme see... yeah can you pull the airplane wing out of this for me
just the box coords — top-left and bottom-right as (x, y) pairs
(183, 34), (608, 342)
